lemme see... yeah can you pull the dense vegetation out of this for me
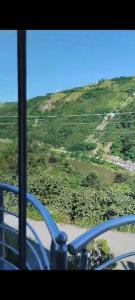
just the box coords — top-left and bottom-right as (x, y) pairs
(1, 76), (135, 233)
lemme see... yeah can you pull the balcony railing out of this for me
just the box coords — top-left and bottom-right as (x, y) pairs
(0, 183), (67, 270)
(1, 182), (135, 270)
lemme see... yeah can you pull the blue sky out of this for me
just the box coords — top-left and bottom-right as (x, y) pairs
(0, 30), (135, 102)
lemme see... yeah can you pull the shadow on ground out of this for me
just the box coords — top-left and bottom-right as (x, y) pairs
(119, 261), (135, 270)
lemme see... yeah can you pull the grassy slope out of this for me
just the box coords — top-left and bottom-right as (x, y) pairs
(1, 78), (135, 231)
(1, 76), (135, 176)
(0, 76), (135, 146)
(0, 80), (135, 165)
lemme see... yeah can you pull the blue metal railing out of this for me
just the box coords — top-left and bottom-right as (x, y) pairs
(0, 183), (60, 241)
(1, 182), (135, 270)
(68, 215), (135, 255)
(68, 215), (135, 270)
(95, 251), (135, 270)
(0, 183), (68, 270)
(0, 208), (50, 269)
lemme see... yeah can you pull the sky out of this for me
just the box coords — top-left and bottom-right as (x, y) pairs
(0, 30), (135, 102)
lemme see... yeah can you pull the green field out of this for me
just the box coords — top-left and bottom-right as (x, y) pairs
(70, 159), (119, 185)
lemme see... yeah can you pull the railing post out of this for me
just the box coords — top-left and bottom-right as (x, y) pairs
(50, 240), (56, 269)
(55, 232), (68, 270)
(0, 190), (5, 259)
(80, 248), (88, 270)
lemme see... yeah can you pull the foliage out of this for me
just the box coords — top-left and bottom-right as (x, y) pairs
(48, 154), (59, 164)
(82, 172), (101, 188)
(113, 173), (128, 183)
(68, 239), (116, 270)
(2, 75), (135, 234)
(69, 142), (96, 152)
(121, 135), (132, 156)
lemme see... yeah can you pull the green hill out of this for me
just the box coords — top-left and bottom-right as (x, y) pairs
(1, 75), (135, 230)
(1, 76), (135, 158)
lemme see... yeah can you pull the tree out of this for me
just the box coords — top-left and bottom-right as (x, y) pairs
(121, 135), (132, 156)
(82, 172), (101, 189)
(113, 173), (127, 184)
(48, 154), (59, 164)
(69, 142), (96, 152)
(120, 115), (132, 128)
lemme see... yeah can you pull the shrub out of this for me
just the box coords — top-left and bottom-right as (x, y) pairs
(129, 152), (135, 160)
(68, 239), (116, 270)
(113, 173), (127, 184)
(86, 143), (97, 151)
(111, 142), (121, 155)
(82, 172), (101, 189)
(69, 143), (96, 152)
(48, 154), (59, 164)
(87, 239), (116, 269)
(63, 160), (81, 176)
(121, 136), (133, 156)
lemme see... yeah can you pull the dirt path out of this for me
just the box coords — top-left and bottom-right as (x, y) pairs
(96, 120), (109, 131)
(51, 148), (67, 153)
(51, 146), (135, 173)
(104, 142), (112, 154)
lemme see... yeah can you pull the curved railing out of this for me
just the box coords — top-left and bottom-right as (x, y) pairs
(0, 183), (60, 241)
(0, 208), (49, 270)
(1, 183), (135, 270)
(68, 215), (135, 270)
(0, 183), (68, 270)
(95, 251), (135, 270)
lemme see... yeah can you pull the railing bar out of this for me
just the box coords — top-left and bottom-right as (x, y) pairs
(1, 208), (50, 269)
(0, 183), (59, 241)
(0, 241), (31, 269)
(0, 241), (19, 255)
(95, 251), (135, 270)
(26, 240), (44, 270)
(0, 224), (44, 270)
(80, 248), (88, 270)
(25, 225), (49, 269)
(68, 215), (135, 255)
(0, 190), (4, 259)
(26, 263), (32, 270)
(0, 258), (18, 270)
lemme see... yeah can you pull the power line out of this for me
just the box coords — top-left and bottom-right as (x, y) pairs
(1, 128), (135, 134)
(0, 111), (135, 118)
(1, 119), (135, 127)
(28, 121), (135, 125)
(22, 112), (135, 117)
(98, 130), (135, 134)
(2, 119), (135, 128)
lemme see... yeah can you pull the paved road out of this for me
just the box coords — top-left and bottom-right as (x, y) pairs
(4, 214), (135, 270)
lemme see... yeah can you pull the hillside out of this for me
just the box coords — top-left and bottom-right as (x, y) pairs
(1, 76), (135, 231)
(1, 76), (135, 160)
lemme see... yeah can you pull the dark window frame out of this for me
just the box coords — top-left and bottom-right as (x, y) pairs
(17, 30), (27, 270)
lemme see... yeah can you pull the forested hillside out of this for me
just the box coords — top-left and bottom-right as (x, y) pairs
(1, 76), (135, 231)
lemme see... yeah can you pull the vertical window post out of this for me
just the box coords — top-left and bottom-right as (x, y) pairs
(17, 30), (27, 270)
(0, 190), (5, 259)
